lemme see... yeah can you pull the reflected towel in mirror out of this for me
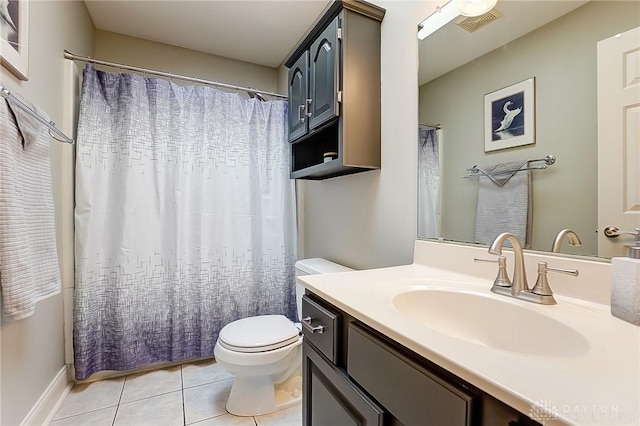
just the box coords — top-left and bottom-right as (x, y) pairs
(474, 160), (532, 248)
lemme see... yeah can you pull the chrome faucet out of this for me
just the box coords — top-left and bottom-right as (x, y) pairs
(488, 232), (528, 296)
(551, 229), (582, 252)
(484, 232), (579, 305)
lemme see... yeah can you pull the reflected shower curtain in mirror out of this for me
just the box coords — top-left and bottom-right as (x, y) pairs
(73, 64), (296, 380)
(418, 126), (441, 239)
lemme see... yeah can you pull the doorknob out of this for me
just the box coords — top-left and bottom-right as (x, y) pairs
(603, 227), (640, 238)
(604, 227), (640, 259)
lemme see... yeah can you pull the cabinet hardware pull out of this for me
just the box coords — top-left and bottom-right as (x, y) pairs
(298, 104), (306, 123)
(302, 316), (324, 334)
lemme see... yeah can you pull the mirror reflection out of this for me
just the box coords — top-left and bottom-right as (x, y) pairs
(418, 0), (640, 258)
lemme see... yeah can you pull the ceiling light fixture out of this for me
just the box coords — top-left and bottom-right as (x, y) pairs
(457, 0), (498, 17)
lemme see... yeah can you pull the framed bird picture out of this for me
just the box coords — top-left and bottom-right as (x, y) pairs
(484, 77), (535, 152)
(1, 0), (29, 80)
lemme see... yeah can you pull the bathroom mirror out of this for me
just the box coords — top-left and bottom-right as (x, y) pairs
(417, 0), (639, 259)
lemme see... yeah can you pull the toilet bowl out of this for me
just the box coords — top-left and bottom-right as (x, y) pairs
(213, 258), (352, 417)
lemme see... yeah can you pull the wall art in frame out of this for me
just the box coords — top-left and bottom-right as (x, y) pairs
(484, 77), (535, 152)
(1, 0), (29, 80)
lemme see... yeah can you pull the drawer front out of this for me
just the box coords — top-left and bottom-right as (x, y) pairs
(301, 295), (340, 364)
(348, 323), (476, 426)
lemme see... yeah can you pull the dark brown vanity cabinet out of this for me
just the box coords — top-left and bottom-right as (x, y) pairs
(302, 293), (541, 426)
(285, 1), (385, 180)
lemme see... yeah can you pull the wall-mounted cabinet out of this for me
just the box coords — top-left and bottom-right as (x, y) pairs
(285, 0), (385, 180)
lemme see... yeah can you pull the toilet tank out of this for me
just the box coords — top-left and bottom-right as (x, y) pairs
(294, 258), (353, 320)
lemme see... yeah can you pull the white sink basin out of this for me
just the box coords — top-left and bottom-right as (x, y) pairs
(393, 289), (590, 357)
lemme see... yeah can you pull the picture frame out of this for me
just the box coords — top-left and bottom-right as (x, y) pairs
(1, 0), (29, 80)
(484, 77), (535, 152)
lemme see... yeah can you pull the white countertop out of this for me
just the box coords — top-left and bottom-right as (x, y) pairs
(298, 242), (640, 425)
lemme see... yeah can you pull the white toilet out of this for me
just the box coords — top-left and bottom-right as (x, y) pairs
(213, 258), (353, 417)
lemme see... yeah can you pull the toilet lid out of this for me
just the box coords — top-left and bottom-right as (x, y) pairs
(218, 315), (301, 353)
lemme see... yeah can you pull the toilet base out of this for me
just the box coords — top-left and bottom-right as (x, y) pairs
(226, 370), (302, 417)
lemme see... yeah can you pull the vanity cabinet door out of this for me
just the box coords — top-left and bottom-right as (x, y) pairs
(308, 15), (340, 131)
(303, 342), (384, 426)
(288, 51), (309, 141)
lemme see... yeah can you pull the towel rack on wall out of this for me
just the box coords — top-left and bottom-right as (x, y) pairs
(463, 154), (556, 179)
(0, 85), (75, 144)
(419, 122), (442, 129)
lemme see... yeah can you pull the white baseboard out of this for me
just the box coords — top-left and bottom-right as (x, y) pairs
(20, 365), (72, 426)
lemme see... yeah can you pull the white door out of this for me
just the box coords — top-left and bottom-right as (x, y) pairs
(597, 26), (640, 258)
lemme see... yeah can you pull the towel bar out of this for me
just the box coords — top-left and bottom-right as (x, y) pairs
(463, 154), (555, 179)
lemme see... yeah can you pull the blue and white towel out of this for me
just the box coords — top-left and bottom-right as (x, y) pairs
(0, 97), (61, 320)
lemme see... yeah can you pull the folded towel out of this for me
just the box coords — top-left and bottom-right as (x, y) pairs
(0, 98), (61, 320)
(474, 160), (532, 248)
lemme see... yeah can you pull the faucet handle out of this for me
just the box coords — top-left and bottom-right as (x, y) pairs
(531, 261), (579, 296)
(474, 256), (512, 288)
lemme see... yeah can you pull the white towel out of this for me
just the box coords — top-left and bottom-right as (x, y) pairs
(474, 160), (532, 248)
(0, 98), (61, 320)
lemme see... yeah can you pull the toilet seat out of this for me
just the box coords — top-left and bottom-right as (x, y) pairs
(219, 314), (300, 353)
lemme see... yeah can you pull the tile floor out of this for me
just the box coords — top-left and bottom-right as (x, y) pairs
(51, 359), (302, 426)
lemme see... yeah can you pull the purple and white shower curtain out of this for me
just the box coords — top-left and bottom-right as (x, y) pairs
(73, 64), (296, 380)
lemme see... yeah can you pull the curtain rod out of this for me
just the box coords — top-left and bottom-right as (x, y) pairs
(63, 50), (288, 100)
(0, 84), (75, 144)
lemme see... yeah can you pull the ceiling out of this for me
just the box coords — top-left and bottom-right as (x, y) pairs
(85, 1), (592, 77)
(418, 1), (589, 85)
(84, 0), (332, 68)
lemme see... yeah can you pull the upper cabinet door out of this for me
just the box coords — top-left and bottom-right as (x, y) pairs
(309, 16), (340, 131)
(288, 51), (309, 141)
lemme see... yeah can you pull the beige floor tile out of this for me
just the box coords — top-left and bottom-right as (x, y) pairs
(114, 390), (184, 426)
(188, 413), (256, 425)
(120, 365), (182, 403)
(183, 379), (233, 425)
(254, 405), (302, 426)
(50, 406), (117, 426)
(182, 358), (233, 389)
(53, 377), (125, 420)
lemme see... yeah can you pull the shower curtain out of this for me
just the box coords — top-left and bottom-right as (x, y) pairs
(418, 126), (441, 239)
(73, 64), (296, 380)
